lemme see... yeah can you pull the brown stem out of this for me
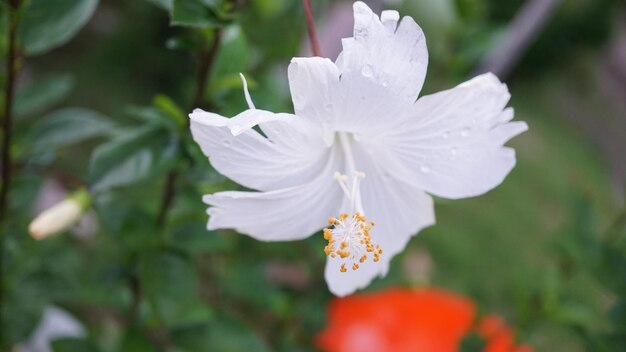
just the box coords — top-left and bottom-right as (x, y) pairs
(155, 170), (178, 228)
(301, 0), (322, 57)
(191, 30), (222, 111)
(0, 1), (20, 347)
(156, 30), (222, 229)
(0, 6), (19, 222)
(127, 251), (142, 325)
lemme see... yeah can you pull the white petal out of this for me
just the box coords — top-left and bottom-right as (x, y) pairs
(381, 10), (399, 31)
(190, 108), (284, 136)
(372, 73), (528, 199)
(288, 57), (340, 127)
(204, 148), (343, 241)
(336, 1), (428, 102)
(190, 109), (328, 191)
(325, 143), (435, 296)
(288, 56), (411, 136)
(239, 73), (255, 109)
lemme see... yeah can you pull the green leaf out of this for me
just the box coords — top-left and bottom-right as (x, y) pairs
(18, 0), (99, 56)
(211, 26), (251, 78)
(89, 125), (179, 192)
(117, 330), (155, 351)
(145, 0), (172, 11)
(170, 222), (233, 254)
(153, 94), (186, 127)
(171, 0), (230, 28)
(460, 332), (486, 352)
(14, 73), (75, 119)
(28, 108), (115, 154)
(140, 250), (213, 328)
(51, 338), (99, 352)
(171, 319), (270, 352)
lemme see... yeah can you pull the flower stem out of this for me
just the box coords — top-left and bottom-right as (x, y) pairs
(301, 0), (322, 57)
(0, 5), (19, 222)
(0, 0), (21, 347)
(156, 29), (222, 229)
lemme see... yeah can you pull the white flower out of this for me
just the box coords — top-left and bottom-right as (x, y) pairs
(189, 1), (527, 296)
(15, 306), (85, 352)
(29, 189), (90, 240)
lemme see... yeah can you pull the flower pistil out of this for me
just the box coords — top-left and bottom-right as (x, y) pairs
(323, 171), (382, 272)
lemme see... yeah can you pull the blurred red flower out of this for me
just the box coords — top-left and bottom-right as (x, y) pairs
(477, 315), (534, 352)
(316, 288), (533, 352)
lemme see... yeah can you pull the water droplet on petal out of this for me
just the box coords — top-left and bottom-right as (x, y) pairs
(442, 132), (450, 139)
(420, 164), (431, 174)
(382, 80), (389, 87)
(361, 64), (374, 78)
(460, 128), (470, 138)
(451, 147), (458, 155)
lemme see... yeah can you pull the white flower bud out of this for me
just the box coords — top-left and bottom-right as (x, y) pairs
(28, 189), (90, 240)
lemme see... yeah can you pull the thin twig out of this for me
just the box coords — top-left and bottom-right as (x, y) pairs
(0, 1), (20, 347)
(301, 0), (322, 57)
(155, 30), (222, 229)
(127, 255), (142, 325)
(0, 4), (19, 222)
(191, 30), (222, 112)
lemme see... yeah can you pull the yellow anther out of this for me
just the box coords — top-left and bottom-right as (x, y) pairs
(323, 228), (333, 240)
(322, 211), (382, 273)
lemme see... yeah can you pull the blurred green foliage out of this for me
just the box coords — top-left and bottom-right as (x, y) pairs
(0, 0), (624, 351)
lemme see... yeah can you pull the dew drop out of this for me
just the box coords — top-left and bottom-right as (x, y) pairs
(420, 164), (431, 174)
(361, 64), (374, 78)
(460, 128), (470, 137)
(450, 147), (458, 156)
(382, 80), (389, 87)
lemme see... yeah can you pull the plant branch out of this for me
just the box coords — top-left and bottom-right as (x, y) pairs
(191, 30), (222, 111)
(0, 3), (19, 222)
(0, 1), (20, 347)
(301, 0), (321, 57)
(156, 29), (222, 228)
